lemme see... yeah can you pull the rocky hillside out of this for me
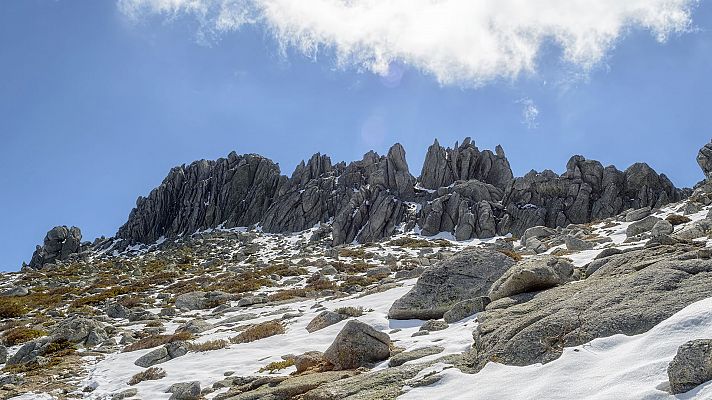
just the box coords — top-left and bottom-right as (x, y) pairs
(2, 140), (712, 400)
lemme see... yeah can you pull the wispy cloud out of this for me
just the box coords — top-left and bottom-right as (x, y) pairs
(517, 98), (540, 129)
(118, 0), (697, 86)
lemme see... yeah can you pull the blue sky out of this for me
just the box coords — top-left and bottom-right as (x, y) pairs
(1, 0), (711, 271)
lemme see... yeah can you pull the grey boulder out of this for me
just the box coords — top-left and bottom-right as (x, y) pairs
(306, 311), (347, 333)
(134, 342), (187, 368)
(388, 248), (515, 320)
(626, 215), (661, 238)
(488, 255), (574, 301)
(167, 381), (201, 400)
(668, 339), (712, 394)
(323, 320), (391, 370)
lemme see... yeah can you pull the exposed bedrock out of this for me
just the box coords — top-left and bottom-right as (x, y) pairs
(114, 137), (693, 246)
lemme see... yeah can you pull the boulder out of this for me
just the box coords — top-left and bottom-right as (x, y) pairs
(625, 207), (651, 222)
(0, 345), (7, 364)
(564, 235), (594, 251)
(388, 248), (515, 320)
(419, 320), (448, 332)
(294, 351), (325, 374)
(489, 256), (574, 301)
(697, 140), (712, 180)
(167, 381), (201, 400)
(1, 287), (29, 297)
(106, 303), (129, 319)
(306, 311), (347, 333)
(626, 215), (661, 238)
(52, 316), (108, 346)
(668, 339), (712, 394)
(28, 226), (83, 269)
(134, 342), (187, 368)
(323, 320), (391, 370)
(174, 291), (230, 311)
(388, 346), (444, 367)
(651, 219), (674, 237)
(472, 244), (712, 369)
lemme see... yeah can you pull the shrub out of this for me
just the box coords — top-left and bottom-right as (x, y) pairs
(258, 358), (294, 373)
(0, 299), (26, 318)
(128, 367), (166, 385)
(497, 249), (523, 261)
(2, 327), (46, 346)
(230, 320), (285, 344)
(666, 214), (691, 226)
(338, 248), (366, 258)
(334, 306), (364, 317)
(186, 339), (229, 352)
(123, 331), (193, 352)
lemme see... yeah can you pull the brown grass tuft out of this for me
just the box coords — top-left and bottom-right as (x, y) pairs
(123, 331), (193, 352)
(230, 320), (285, 344)
(128, 367), (166, 385)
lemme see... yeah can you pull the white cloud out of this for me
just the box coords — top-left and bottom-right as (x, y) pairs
(517, 98), (539, 129)
(117, 0), (696, 86)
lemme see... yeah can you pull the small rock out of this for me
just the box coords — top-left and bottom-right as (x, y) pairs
(167, 381), (201, 400)
(306, 311), (347, 333)
(668, 339), (712, 394)
(389, 346), (444, 367)
(111, 388), (138, 400)
(419, 320), (448, 332)
(294, 351), (325, 373)
(1, 286), (29, 297)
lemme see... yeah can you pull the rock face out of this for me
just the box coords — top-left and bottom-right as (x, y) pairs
(111, 138), (688, 248)
(697, 140), (712, 180)
(388, 248), (515, 320)
(306, 311), (347, 333)
(117, 153), (284, 244)
(323, 320), (391, 370)
(503, 156), (684, 237)
(472, 244), (712, 369)
(28, 226), (83, 269)
(419, 138), (513, 190)
(668, 339), (712, 394)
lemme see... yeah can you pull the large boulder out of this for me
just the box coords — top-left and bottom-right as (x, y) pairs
(626, 215), (661, 238)
(697, 140), (712, 180)
(388, 248), (515, 320)
(472, 244), (712, 369)
(134, 342), (187, 368)
(174, 291), (231, 310)
(28, 226), (83, 269)
(166, 381), (201, 400)
(323, 320), (391, 370)
(488, 256), (574, 301)
(51, 316), (108, 347)
(668, 339), (712, 394)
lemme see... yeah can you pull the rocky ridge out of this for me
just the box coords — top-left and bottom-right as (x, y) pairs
(90, 138), (686, 266)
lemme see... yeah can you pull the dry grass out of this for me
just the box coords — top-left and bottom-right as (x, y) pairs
(333, 261), (371, 274)
(666, 214), (692, 226)
(123, 332), (193, 352)
(497, 249), (523, 261)
(230, 320), (285, 344)
(388, 237), (453, 248)
(186, 339), (229, 352)
(0, 299), (27, 318)
(2, 327), (46, 346)
(70, 286), (133, 308)
(258, 358), (294, 373)
(128, 367), (166, 385)
(338, 248), (366, 258)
